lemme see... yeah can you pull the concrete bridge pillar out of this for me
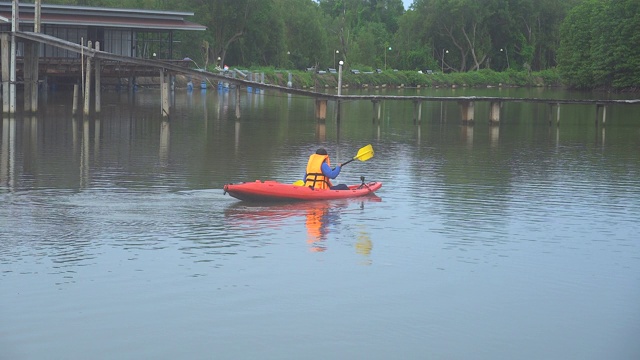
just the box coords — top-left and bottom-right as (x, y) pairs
(372, 100), (381, 123)
(23, 41), (33, 112)
(94, 41), (101, 113)
(160, 70), (170, 117)
(1, 33), (9, 113)
(489, 101), (501, 124)
(83, 41), (92, 116)
(596, 104), (608, 126)
(413, 100), (423, 124)
(315, 98), (328, 121)
(458, 100), (475, 124)
(548, 103), (561, 126)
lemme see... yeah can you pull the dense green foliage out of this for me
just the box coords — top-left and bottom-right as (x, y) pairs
(44, 0), (639, 90)
(558, 0), (640, 89)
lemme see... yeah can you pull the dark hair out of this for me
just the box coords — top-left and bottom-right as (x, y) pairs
(316, 148), (328, 155)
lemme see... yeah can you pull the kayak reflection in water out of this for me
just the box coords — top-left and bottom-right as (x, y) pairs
(305, 203), (341, 252)
(304, 148), (349, 190)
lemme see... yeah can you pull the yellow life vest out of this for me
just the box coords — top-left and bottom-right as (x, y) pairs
(305, 154), (333, 189)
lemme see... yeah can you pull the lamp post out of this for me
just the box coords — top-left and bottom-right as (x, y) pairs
(500, 48), (510, 69)
(384, 46), (392, 70)
(441, 49), (449, 72)
(337, 60), (343, 96)
(334, 50), (339, 69)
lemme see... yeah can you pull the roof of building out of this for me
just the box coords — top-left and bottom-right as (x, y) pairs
(0, 1), (206, 31)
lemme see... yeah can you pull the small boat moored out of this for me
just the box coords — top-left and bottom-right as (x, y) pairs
(224, 179), (382, 202)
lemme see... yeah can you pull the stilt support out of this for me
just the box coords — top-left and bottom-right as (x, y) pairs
(235, 86), (241, 119)
(413, 100), (423, 124)
(372, 100), (381, 123)
(94, 41), (101, 113)
(459, 100), (475, 125)
(1, 33), (9, 113)
(160, 70), (169, 117)
(83, 41), (92, 116)
(72, 84), (79, 115)
(596, 104), (608, 127)
(315, 98), (328, 121)
(489, 101), (501, 124)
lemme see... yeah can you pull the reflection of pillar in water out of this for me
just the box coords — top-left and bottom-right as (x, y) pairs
(235, 120), (241, 153)
(80, 119), (90, 188)
(235, 87), (241, 119)
(316, 122), (326, 142)
(462, 125), (473, 148)
(23, 116), (38, 174)
(490, 125), (499, 147)
(159, 119), (170, 167)
(440, 101), (446, 123)
(94, 118), (101, 157)
(1, 117), (15, 188)
(72, 117), (78, 153)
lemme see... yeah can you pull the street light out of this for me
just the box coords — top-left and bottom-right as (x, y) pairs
(384, 46), (392, 70)
(338, 60), (344, 96)
(334, 50), (339, 69)
(441, 49), (449, 72)
(500, 48), (510, 69)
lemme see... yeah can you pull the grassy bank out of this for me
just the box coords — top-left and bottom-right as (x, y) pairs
(250, 68), (563, 90)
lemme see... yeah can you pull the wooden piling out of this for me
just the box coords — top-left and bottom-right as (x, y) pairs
(94, 41), (101, 113)
(235, 86), (241, 119)
(1, 33), (9, 113)
(83, 41), (92, 116)
(413, 100), (422, 124)
(30, 39), (39, 112)
(595, 104), (608, 127)
(9, 0), (18, 114)
(32, 1), (41, 113)
(72, 84), (79, 114)
(161, 70), (170, 117)
(372, 100), (381, 123)
(23, 41), (32, 112)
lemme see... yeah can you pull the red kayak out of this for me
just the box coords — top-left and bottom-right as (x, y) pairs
(224, 180), (382, 202)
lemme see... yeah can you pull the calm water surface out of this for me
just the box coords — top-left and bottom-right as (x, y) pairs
(1, 87), (639, 359)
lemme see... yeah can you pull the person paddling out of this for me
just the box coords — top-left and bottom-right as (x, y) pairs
(304, 148), (349, 190)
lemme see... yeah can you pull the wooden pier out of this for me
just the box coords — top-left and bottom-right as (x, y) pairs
(2, 33), (639, 125)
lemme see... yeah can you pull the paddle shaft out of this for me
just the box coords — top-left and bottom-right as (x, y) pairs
(341, 158), (356, 166)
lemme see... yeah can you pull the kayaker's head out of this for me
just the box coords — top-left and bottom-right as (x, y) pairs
(316, 148), (328, 155)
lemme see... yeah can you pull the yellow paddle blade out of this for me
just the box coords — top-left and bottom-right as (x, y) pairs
(341, 144), (375, 167)
(354, 144), (374, 162)
(292, 180), (305, 186)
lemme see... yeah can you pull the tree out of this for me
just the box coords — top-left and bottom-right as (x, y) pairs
(558, 0), (640, 89)
(277, 0), (328, 69)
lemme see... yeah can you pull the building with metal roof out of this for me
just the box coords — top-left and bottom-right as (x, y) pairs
(0, 1), (206, 59)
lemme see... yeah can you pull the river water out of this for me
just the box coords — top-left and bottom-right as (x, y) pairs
(1, 86), (639, 360)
